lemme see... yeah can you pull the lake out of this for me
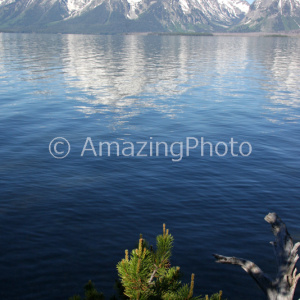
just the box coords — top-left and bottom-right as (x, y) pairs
(0, 33), (299, 300)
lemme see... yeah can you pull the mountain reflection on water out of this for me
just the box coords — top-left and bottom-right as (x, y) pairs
(0, 33), (299, 125)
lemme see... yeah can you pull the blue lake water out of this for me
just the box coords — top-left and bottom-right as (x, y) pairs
(0, 33), (300, 300)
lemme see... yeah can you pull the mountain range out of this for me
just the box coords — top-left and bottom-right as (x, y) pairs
(235, 0), (300, 31)
(0, 0), (299, 33)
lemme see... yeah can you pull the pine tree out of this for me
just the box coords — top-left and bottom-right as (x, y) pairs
(117, 224), (223, 300)
(70, 224), (224, 300)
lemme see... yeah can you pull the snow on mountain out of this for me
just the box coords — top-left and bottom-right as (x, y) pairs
(0, 0), (15, 5)
(178, 0), (249, 16)
(236, 0), (300, 31)
(127, 0), (143, 19)
(67, 0), (93, 14)
(0, 0), (250, 33)
(158, 0), (250, 25)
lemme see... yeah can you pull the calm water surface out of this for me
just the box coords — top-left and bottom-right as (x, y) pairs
(0, 33), (300, 300)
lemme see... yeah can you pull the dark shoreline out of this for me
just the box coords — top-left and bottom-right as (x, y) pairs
(212, 31), (300, 37)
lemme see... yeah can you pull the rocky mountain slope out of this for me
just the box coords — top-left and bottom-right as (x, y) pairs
(1, 0), (299, 33)
(0, 0), (249, 33)
(235, 0), (300, 31)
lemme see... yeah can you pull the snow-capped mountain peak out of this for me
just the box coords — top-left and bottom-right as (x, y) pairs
(237, 0), (300, 31)
(0, 0), (250, 33)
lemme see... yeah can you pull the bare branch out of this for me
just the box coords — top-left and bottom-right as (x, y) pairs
(292, 242), (300, 253)
(293, 273), (300, 287)
(214, 213), (300, 300)
(148, 265), (158, 284)
(213, 254), (273, 295)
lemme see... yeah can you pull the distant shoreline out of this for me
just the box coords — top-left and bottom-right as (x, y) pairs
(1, 30), (300, 37)
(126, 31), (300, 37)
(122, 31), (300, 37)
(212, 31), (300, 37)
